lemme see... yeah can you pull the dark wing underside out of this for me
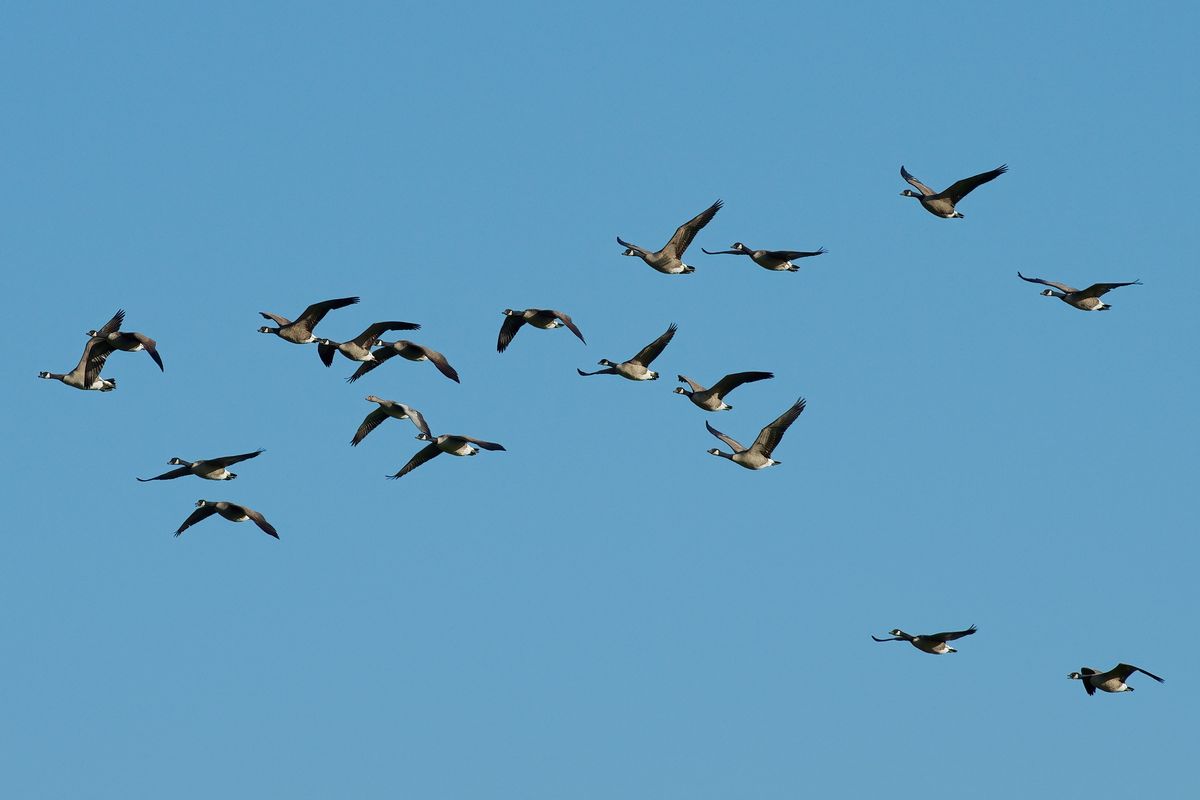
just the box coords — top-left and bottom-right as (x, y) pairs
(551, 311), (586, 345)
(1076, 280), (1142, 300)
(387, 443), (442, 479)
(346, 347), (400, 383)
(77, 337), (115, 386)
(942, 164), (1007, 203)
(752, 397), (807, 457)
(900, 166), (936, 196)
(710, 371), (774, 397)
(209, 449), (266, 468)
(630, 323), (678, 366)
(137, 466), (192, 482)
(295, 296), (361, 329)
(352, 321), (421, 348)
(96, 309), (125, 337)
(175, 505), (218, 536)
(932, 625), (977, 642)
(763, 248), (827, 260)
(1017, 272), (1077, 294)
(662, 200), (722, 259)
(497, 315), (525, 352)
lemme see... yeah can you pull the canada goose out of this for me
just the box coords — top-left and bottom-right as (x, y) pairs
(258, 296), (360, 343)
(351, 396), (431, 446)
(137, 449), (265, 481)
(705, 397), (805, 469)
(316, 320), (421, 366)
(175, 499), (279, 538)
(900, 164), (1007, 218)
(871, 625), (977, 655)
(1017, 272), (1142, 311)
(617, 200), (722, 274)
(1068, 663), (1165, 695)
(86, 309), (164, 371)
(701, 243), (827, 272)
(497, 308), (586, 353)
(38, 335), (117, 392)
(346, 340), (460, 383)
(387, 433), (506, 480)
(675, 371), (774, 411)
(577, 324), (677, 380)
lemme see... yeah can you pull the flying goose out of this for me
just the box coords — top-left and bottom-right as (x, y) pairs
(316, 320), (421, 366)
(387, 433), (506, 480)
(351, 396), (431, 446)
(1017, 272), (1142, 311)
(1068, 663), (1165, 695)
(675, 371), (774, 411)
(38, 335), (117, 392)
(86, 309), (164, 371)
(137, 449), (265, 482)
(346, 340), (460, 383)
(701, 243), (827, 272)
(617, 200), (722, 274)
(705, 396), (805, 469)
(258, 296), (360, 343)
(871, 625), (977, 655)
(577, 324), (677, 381)
(497, 308), (586, 353)
(900, 164), (1007, 218)
(175, 499), (279, 538)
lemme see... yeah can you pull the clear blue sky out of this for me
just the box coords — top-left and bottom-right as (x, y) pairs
(4, 2), (1197, 797)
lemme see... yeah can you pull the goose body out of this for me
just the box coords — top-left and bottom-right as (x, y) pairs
(351, 396), (431, 446)
(675, 371), (773, 411)
(1017, 272), (1141, 311)
(86, 309), (164, 371)
(138, 449), (265, 482)
(1068, 663), (1165, 695)
(175, 499), (279, 538)
(316, 320), (421, 366)
(701, 243), (826, 272)
(258, 296), (360, 344)
(498, 308), (586, 352)
(872, 625), (977, 655)
(387, 433), (506, 480)
(578, 324), (677, 381)
(900, 164), (1007, 218)
(347, 340), (460, 383)
(705, 397), (805, 469)
(617, 200), (722, 274)
(38, 335), (117, 392)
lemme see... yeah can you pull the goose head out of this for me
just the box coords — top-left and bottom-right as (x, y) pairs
(1067, 672), (1083, 680)
(258, 326), (276, 334)
(195, 499), (211, 508)
(415, 433), (434, 442)
(598, 359), (616, 367)
(900, 189), (919, 198)
(1040, 289), (1057, 297)
(673, 387), (690, 397)
(501, 309), (517, 316)
(168, 458), (188, 466)
(647, 370), (660, 380)
(731, 242), (748, 251)
(889, 629), (911, 639)
(621, 248), (636, 257)
(37, 371), (53, 379)
(86, 329), (100, 337)
(365, 395), (384, 404)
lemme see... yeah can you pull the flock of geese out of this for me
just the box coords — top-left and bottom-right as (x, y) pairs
(37, 164), (1158, 697)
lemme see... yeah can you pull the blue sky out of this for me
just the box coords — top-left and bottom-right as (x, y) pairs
(4, 2), (1197, 797)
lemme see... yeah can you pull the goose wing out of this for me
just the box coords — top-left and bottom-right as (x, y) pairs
(677, 374), (706, 393)
(459, 436), (505, 451)
(78, 337), (115, 386)
(295, 296), (360, 329)
(497, 314), (526, 352)
(243, 507), (279, 538)
(551, 311), (586, 344)
(132, 333), (164, 370)
(174, 504), (219, 536)
(899, 166), (936, 196)
(705, 421), (747, 453)
(615, 236), (648, 257)
(317, 342), (338, 367)
(96, 309), (125, 337)
(1076, 280), (1142, 300)
(629, 323), (677, 367)
(762, 248), (827, 260)
(871, 634), (905, 643)
(259, 311), (292, 326)
(931, 624), (977, 642)
(751, 397), (806, 457)
(662, 200), (722, 259)
(942, 164), (1007, 203)
(137, 466), (193, 482)
(209, 449), (265, 468)
(395, 403), (432, 437)
(345, 346), (401, 383)
(701, 248), (743, 256)
(411, 343), (460, 382)
(387, 443), (442, 479)
(710, 371), (774, 398)
(351, 408), (389, 446)
(1017, 272), (1078, 294)
(577, 367), (618, 376)
(351, 320), (421, 348)
(1113, 663), (1165, 683)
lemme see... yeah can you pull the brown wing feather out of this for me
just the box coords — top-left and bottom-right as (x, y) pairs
(709, 371), (773, 397)
(551, 311), (586, 344)
(387, 443), (442, 479)
(497, 314), (526, 352)
(96, 309), (125, 337)
(900, 166), (936, 196)
(705, 421), (746, 453)
(942, 165), (1007, 203)
(1017, 272), (1077, 293)
(175, 504), (218, 536)
(662, 200), (722, 259)
(1076, 280), (1141, 300)
(752, 397), (806, 457)
(630, 323), (677, 366)
(295, 296), (360, 328)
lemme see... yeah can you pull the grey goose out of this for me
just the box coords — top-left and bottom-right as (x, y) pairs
(1069, 663), (1165, 695)
(346, 340), (460, 383)
(872, 625), (977, 655)
(617, 200), (722, 274)
(86, 309), (164, 371)
(498, 308), (586, 353)
(316, 320), (421, 366)
(701, 243), (827, 272)
(138, 449), (265, 482)
(900, 164), (1007, 218)
(388, 433), (506, 480)
(675, 371), (774, 411)
(578, 324), (677, 381)
(705, 396), (805, 469)
(351, 396), (431, 446)
(38, 335), (117, 392)
(1017, 272), (1141, 311)
(258, 296), (360, 344)
(175, 499), (279, 539)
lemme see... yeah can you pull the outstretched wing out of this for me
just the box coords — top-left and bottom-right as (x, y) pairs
(497, 314), (526, 352)
(351, 408), (389, 446)
(351, 320), (421, 348)
(209, 449), (265, 468)
(1017, 272), (1077, 294)
(317, 342), (338, 367)
(414, 343), (460, 382)
(932, 624), (977, 642)
(662, 200), (722, 259)
(295, 296), (360, 329)
(615, 236), (647, 257)
(96, 309), (125, 337)
(1076, 280), (1142, 300)
(133, 333), (165, 371)
(763, 248), (827, 260)
(710, 371), (774, 398)
(630, 323), (678, 367)
(1114, 663), (1165, 683)
(460, 437), (506, 451)
(942, 164), (1007, 203)
(395, 404), (432, 438)
(387, 443), (442, 479)
(705, 421), (747, 453)
(752, 397), (806, 457)
(77, 337), (115, 386)
(244, 508), (279, 539)
(900, 165), (936, 196)
(345, 346), (401, 383)
(677, 374), (705, 392)
(259, 311), (292, 326)
(174, 504), (218, 536)
(577, 367), (618, 376)
(871, 635), (904, 643)
(137, 466), (192, 482)
(701, 248), (742, 256)
(551, 311), (586, 345)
